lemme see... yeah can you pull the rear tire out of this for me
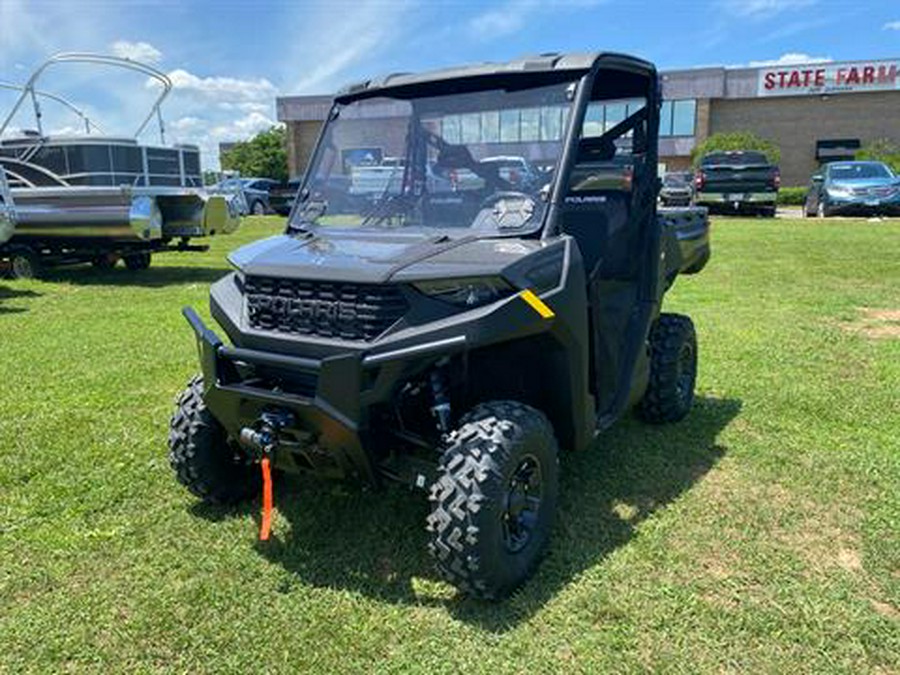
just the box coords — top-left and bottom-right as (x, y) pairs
(124, 252), (151, 271)
(9, 251), (41, 280)
(168, 375), (259, 504)
(426, 400), (559, 599)
(92, 254), (118, 270)
(250, 200), (266, 216)
(639, 313), (697, 424)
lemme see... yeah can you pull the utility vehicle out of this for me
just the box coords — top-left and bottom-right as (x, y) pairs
(169, 51), (711, 599)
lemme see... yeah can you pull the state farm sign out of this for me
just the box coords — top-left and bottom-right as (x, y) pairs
(757, 59), (899, 97)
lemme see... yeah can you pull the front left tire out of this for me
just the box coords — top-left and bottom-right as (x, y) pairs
(426, 400), (559, 599)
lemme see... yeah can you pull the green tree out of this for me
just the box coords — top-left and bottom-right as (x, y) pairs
(220, 126), (289, 182)
(856, 138), (900, 174)
(690, 131), (781, 167)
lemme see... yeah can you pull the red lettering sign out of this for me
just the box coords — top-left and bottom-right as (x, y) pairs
(759, 60), (899, 96)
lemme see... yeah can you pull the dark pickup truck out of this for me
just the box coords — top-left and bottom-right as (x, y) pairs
(694, 150), (780, 216)
(268, 178), (301, 216)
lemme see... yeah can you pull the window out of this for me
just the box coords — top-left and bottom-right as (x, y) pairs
(520, 108), (540, 141)
(500, 109), (519, 142)
(461, 113), (481, 144)
(671, 99), (696, 136)
(441, 115), (461, 143)
(540, 107), (563, 141)
(659, 101), (673, 136)
(604, 102), (626, 131)
(481, 111), (500, 143)
(583, 103), (604, 137)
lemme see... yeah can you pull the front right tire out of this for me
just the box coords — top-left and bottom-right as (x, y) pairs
(168, 375), (259, 504)
(426, 400), (559, 600)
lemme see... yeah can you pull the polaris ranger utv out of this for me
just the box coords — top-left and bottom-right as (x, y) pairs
(169, 52), (710, 599)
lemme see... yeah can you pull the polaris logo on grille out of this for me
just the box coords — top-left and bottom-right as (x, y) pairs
(250, 296), (358, 322)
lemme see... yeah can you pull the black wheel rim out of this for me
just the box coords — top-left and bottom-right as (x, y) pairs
(676, 342), (695, 402)
(501, 455), (543, 553)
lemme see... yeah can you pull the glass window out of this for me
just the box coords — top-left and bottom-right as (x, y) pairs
(500, 109), (519, 142)
(441, 115), (461, 143)
(461, 113), (481, 144)
(540, 107), (562, 141)
(481, 111), (500, 143)
(520, 108), (540, 141)
(671, 99), (696, 136)
(659, 101), (674, 137)
(604, 103), (626, 131)
(583, 102), (604, 137)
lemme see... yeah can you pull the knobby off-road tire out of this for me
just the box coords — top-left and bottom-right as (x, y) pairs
(639, 313), (698, 424)
(427, 401), (559, 599)
(168, 375), (259, 504)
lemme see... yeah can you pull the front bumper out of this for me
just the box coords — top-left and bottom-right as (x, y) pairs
(183, 284), (557, 483)
(695, 191), (776, 207)
(825, 193), (900, 215)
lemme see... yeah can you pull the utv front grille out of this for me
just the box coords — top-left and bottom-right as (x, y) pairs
(245, 276), (408, 341)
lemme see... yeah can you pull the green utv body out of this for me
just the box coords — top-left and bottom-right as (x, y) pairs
(169, 51), (711, 599)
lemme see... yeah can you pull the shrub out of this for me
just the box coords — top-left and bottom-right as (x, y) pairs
(691, 132), (781, 168)
(777, 187), (807, 205)
(856, 139), (900, 174)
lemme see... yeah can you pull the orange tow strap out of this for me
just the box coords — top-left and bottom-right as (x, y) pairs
(259, 457), (273, 541)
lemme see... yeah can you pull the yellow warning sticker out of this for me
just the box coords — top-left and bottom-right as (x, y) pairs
(519, 289), (555, 319)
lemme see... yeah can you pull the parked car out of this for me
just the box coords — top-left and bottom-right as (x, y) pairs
(216, 177), (279, 216)
(659, 171), (693, 206)
(694, 150), (780, 217)
(804, 161), (900, 217)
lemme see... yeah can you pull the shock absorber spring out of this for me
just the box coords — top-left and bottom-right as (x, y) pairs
(429, 363), (452, 436)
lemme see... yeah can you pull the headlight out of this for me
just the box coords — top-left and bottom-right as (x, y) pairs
(827, 185), (852, 198)
(413, 276), (514, 308)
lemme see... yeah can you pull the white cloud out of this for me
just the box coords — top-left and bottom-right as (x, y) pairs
(722, 0), (816, 18)
(748, 52), (832, 67)
(110, 40), (162, 64)
(468, 0), (605, 40)
(884, 20), (900, 30)
(158, 68), (278, 103)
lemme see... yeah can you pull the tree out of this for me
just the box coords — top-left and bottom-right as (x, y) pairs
(856, 138), (900, 174)
(220, 126), (289, 182)
(690, 131), (781, 167)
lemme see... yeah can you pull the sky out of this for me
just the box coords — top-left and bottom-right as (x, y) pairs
(1, 0), (898, 169)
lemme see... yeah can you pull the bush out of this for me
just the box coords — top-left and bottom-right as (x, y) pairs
(221, 126), (289, 183)
(691, 132), (781, 168)
(777, 187), (807, 206)
(856, 139), (900, 174)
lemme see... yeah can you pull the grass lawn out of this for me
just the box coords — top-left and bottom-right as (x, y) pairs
(1, 216), (898, 673)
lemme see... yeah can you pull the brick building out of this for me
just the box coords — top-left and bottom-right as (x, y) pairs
(277, 57), (900, 186)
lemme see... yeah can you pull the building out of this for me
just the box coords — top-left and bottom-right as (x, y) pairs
(277, 56), (900, 186)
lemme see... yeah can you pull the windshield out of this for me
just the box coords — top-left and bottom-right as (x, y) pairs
(663, 173), (690, 186)
(829, 163), (892, 181)
(291, 81), (575, 235)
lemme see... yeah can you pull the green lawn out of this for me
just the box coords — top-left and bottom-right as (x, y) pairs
(1, 216), (898, 673)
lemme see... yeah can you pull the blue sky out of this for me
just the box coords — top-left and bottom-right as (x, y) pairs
(1, 0), (898, 168)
